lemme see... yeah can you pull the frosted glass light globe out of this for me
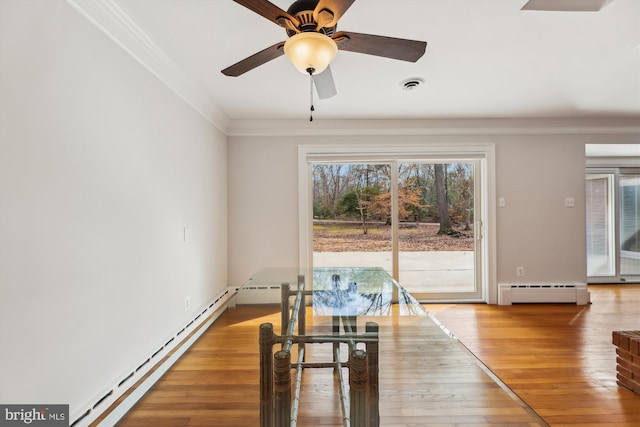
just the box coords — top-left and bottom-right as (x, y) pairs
(284, 32), (338, 75)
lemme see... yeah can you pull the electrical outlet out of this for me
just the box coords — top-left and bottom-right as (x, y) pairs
(184, 296), (191, 312)
(564, 197), (575, 208)
(516, 266), (525, 277)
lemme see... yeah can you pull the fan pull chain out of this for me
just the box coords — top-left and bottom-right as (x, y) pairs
(309, 72), (315, 122)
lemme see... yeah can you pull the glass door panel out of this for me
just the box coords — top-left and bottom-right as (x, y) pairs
(620, 173), (640, 277)
(586, 173), (615, 277)
(312, 163), (392, 274)
(397, 162), (477, 298)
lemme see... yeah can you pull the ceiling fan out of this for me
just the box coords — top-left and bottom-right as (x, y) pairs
(221, 0), (427, 100)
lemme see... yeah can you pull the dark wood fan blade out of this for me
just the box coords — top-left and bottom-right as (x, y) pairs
(333, 31), (427, 62)
(314, 0), (355, 27)
(221, 41), (285, 76)
(233, 0), (299, 28)
(312, 66), (337, 99)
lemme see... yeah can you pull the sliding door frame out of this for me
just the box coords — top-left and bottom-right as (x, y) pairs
(298, 143), (497, 304)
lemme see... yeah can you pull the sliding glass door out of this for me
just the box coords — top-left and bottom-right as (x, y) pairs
(586, 168), (640, 282)
(310, 159), (483, 301)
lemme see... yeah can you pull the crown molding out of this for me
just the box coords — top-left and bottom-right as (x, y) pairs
(226, 117), (640, 137)
(66, 0), (229, 133)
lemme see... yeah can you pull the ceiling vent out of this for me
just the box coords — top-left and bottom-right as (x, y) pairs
(400, 77), (424, 91)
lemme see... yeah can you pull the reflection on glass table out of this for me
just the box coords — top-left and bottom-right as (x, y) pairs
(310, 267), (426, 317)
(238, 266), (427, 317)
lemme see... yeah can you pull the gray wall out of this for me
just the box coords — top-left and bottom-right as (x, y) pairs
(227, 133), (639, 291)
(0, 0), (227, 417)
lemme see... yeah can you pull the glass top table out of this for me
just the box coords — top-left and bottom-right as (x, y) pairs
(237, 267), (548, 427)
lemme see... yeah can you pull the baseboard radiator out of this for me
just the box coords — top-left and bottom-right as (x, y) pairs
(235, 283), (282, 304)
(498, 283), (590, 305)
(70, 286), (237, 427)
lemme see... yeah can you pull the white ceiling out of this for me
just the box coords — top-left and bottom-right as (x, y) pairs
(72, 0), (640, 128)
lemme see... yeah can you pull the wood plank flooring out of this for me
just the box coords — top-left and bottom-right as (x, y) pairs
(110, 305), (545, 426)
(425, 284), (640, 427)
(100, 284), (640, 426)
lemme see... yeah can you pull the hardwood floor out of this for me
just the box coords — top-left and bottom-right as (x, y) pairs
(109, 306), (545, 426)
(100, 284), (640, 427)
(425, 284), (640, 427)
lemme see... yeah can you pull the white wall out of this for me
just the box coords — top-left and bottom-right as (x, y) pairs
(0, 0), (227, 418)
(227, 133), (639, 291)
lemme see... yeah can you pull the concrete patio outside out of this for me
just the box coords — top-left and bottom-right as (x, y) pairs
(313, 250), (475, 294)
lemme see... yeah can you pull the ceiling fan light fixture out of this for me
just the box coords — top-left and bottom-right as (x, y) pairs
(284, 32), (338, 75)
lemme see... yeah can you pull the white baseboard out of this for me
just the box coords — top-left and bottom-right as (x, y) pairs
(69, 286), (237, 427)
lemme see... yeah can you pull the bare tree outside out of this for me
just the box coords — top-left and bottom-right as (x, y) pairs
(434, 164), (453, 234)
